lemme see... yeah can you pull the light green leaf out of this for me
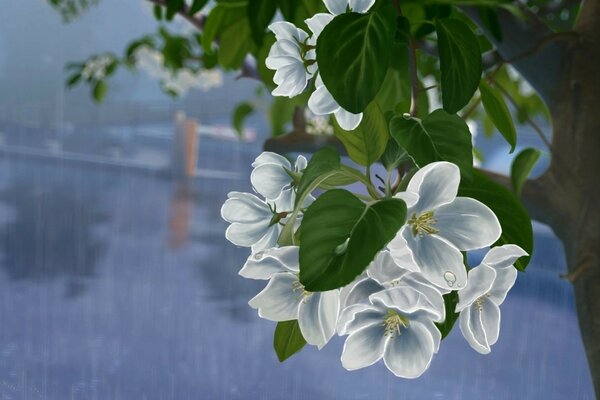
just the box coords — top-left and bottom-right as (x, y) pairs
(232, 102), (254, 136)
(201, 3), (247, 52)
(299, 190), (407, 291)
(389, 109), (473, 179)
(93, 80), (107, 103)
(273, 320), (306, 362)
(479, 81), (516, 152)
(316, 3), (396, 113)
(295, 147), (341, 207)
(436, 18), (482, 113)
(333, 102), (389, 167)
(218, 17), (255, 69)
(458, 170), (533, 271)
(511, 147), (541, 197)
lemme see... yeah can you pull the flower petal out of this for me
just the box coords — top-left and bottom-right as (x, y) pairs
(434, 197), (502, 251)
(323, 0), (348, 15)
(383, 321), (435, 378)
(308, 83), (340, 115)
(455, 265), (496, 312)
(334, 108), (363, 131)
(349, 0), (376, 13)
(268, 21), (307, 43)
(225, 221), (270, 247)
(394, 191), (420, 208)
(343, 306), (387, 334)
(239, 246), (299, 279)
(343, 277), (384, 308)
(480, 298), (501, 347)
(407, 162), (460, 213)
(487, 266), (517, 305)
(367, 251), (408, 285)
(341, 324), (388, 371)
(337, 304), (373, 335)
(251, 163), (292, 200)
(399, 275), (446, 323)
(250, 224), (281, 253)
(248, 273), (300, 321)
(294, 155), (308, 172)
(221, 192), (271, 223)
(481, 244), (528, 270)
(298, 290), (340, 348)
(252, 151), (291, 169)
(369, 286), (440, 320)
(402, 229), (467, 290)
(387, 228), (421, 273)
(458, 299), (499, 354)
(305, 13), (334, 38)
(272, 63), (310, 97)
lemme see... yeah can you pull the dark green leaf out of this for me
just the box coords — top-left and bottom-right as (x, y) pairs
(380, 138), (409, 171)
(375, 42), (410, 114)
(201, 3), (247, 52)
(247, 0), (277, 45)
(190, 0), (210, 14)
(389, 109), (473, 179)
(299, 190), (407, 291)
(166, 0), (185, 20)
(478, 6), (503, 42)
(458, 170), (533, 271)
(436, 18), (482, 113)
(273, 320), (306, 362)
(218, 17), (255, 69)
(232, 102), (254, 136)
(66, 73), (81, 88)
(479, 81), (516, 152)
(435, 291), (459, 339)
(93, 80), (107, 102)
(511, 147), (541, 197)
(316, 4), (396, 113)
(153, 4), (163, 20)
(295, 147), (341, 207)
(333, 102), (389, 166)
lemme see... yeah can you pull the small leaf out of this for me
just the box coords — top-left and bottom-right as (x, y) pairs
(380, 138), (409, 171)
(273, 320), (306, 362)
(189, 0), (209, 14)
(93, 80), (107, 102)
(299, 190), (407, 291)
(316, 3), (397, 113)
(232, 102), (254, 136)
(294, 147), (341, 207)
(247, 0), (277, 45)
(478, 6), (503, 42)
(511, 147), (541, 197)
(458, 169), (533, 271)
(66, 73), (81, 88)
(333, 102), (389, 167)
(166, 0), (185, 20)
(218, 17), (256, 69)
(153, 4), (163, 20)
(436, 18), (482, 113)
(389, 109), (473, 179)
(479, 81), (516, 152)
(435, 291), (459, 339)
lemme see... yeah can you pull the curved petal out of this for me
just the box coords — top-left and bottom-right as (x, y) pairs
(383, 321), (435, 379)
(480, 299), (501, 347)
(294, 155), (308, 172)
(334, 108), (363, 131)
(459, 302), (492, 354)
(369, 287), (440, 322)
(225, 221), (270, 247)
(367, 251), (408, 285)
(323, 0), (348, 15)
(487, 266), (517, 305)
(481, 244), (528, 270)
(272, 63), (310, 97)
(398, 276), (446, 323)
(252, 151), (291, 169)
(343, 277), (384, 308)
(272, 188), (295, 213)
(239, 246), (299, 279)
(343, 306), (387, 334)
(308, 84), (340, 115)
(221, 192), (271, 223)
(435, 197), (502, 251)
(387, 228), (421, 273)
(394, 191), (420, 209)
(455, 265), (496, 312)
(407, 162), (460, 213)
(298, 290), (340, 348)
(268, 21), (307, 43)
(402, 229), (467, 290)
(248, 273), (301, 321)
(251, 163), (292, 200)
(349, 0), (376, 13)
(337, 304), (373, 335)
(418, 319), (442, 353)
(305, 13), (334, 38)
(341, 324), (388, 371)
(251, 225), (281, 253)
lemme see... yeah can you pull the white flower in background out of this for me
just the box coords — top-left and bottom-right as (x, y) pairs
(250, 152), (307, 201)
(337, 251), (446, 335)
(340, 283), (441, 378)
(305, 109), (334, 135)
(456, 245), (527, 354)
(221, 190), (294, 253)
(387, 162), (502, 291)
(81, 55), (114, 81)
(241, 246), (340, 349)
(266, 22), (317, 98)
(322, 0), (376, 16)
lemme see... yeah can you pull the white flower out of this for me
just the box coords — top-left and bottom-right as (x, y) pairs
(456, 245), (527, 354)
(220, 190), (294, 252)
(387, 162), (502, 290)
(303, 1), (374, 131)
(337, 251), (446, 335)
(340, 282), (442, 378)
(250, 152), (307, 201)
(241, 246), (340, 349)
(266, 22), (317, 98)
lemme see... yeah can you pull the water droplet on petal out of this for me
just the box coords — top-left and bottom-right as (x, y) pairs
(443, 271), (456, 287)
(254, 251), (264, 260)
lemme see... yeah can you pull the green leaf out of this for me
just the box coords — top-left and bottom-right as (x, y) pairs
(66, 73), (81, 88)
(511, 147), (541, 197)
(380, 138), (409, 171)
(333, 102), (389, 167)
(316, 3), (396, 113)
(294, 147), (341, 207)
(247, 0), (277, 45)
(478, 6), (503, 42)
(201, 3), (247, 52)
(435, 291), (459, 339)
(436, 18), (482, 113)
(273, 320), (306, 362)
(389, 109), (473, 179)
(190, 0), (210, 14)
(93, 80), (107, 103)
(299, 190), (407, 291)
(166, 0), (185, 20)
(479, 81), (516, 152)
(153, 4), (163, 20)
(232, 102), (254, 136)
(458, 170), (533, 271)
(374, 43), (410, 114)
(218, 17), (255, 69)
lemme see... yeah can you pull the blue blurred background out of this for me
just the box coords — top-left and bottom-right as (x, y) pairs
(0, 1), (594, 399)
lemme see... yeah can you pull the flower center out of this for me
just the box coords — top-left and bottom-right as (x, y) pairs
(408, 211), (439, 237)
(292, 280), (312, 303)
(382, 309), (410, 337)
(474, 293), (490, 311)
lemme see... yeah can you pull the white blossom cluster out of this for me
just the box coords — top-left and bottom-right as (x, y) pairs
(265, 0), (379, 130)
(81, 55), (115, 81)
(222, 153), (527, 378)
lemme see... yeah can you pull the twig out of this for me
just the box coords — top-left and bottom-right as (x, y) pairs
(146, 0), (205, 31)
(409, 39), (419, 116)
(504, 31), (579, 64)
